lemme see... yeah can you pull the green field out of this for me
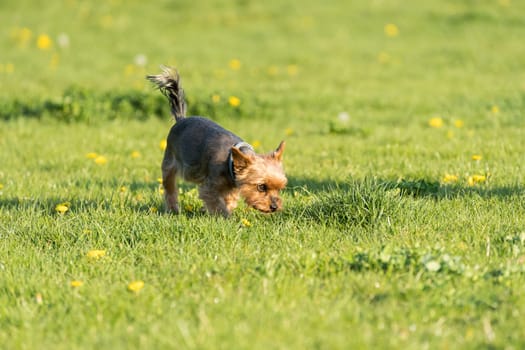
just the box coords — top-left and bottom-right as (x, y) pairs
(1, 0), (525, 348)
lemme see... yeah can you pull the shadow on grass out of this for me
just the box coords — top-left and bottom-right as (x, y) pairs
(1, 177), (522, 226)
(287, 176), (524, 199)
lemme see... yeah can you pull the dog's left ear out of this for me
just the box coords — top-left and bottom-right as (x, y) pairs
(272, 141), (286, 161)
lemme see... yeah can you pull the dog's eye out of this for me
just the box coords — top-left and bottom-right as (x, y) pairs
(257, 184), (267, 192)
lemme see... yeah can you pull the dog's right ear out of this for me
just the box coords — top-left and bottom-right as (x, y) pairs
(231, 146), (253, 170)
(272, 141), (286, 161)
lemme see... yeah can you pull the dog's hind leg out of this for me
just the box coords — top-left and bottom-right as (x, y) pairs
(162, 151), (179, 213)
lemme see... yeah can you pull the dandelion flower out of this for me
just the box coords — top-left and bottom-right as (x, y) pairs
(287, 64), (298, 76)
(55, 203), (69, 214)
(131, 151), (141, 159)
(467, 174), (486, 186)
(36, 34), (52, 50)
(0, 183), (4, 190)
(285, 127), (294, 136)
(442, 174), (458, 184)
(472, 154), (482, 161)
(211, 94), (221, 103)
(159, 140), (167, 151)
(5, 63), (14, 74)
(267, 65), (279, 76)
(377, 52), (390, 64)
(428, 117), (443, 128)
(491, 105), (500, 114)
(119, 186), (127, 193)
(11, 27), (33, 47)
(149, 206), (158, 213)
(384, 24), (399, 37)
(454, 119), (464, 128)
(241, 218), (252, 227)
(49, 53), (59, 70)
(228, 96), (241, 107)
(86, 249), (106, 259)
(128, 280), (145, 293)
(229, 59), (241, 70)
(71, 280), (84, 288)
(251, 140), (261, 149)
(86, 152), (98, 159)
(94, 156), (107, 165)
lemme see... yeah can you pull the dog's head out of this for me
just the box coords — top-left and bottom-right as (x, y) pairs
(231, 141), (287, 213)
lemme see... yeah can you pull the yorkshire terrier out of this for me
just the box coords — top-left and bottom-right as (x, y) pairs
(147, 67), (287, 217)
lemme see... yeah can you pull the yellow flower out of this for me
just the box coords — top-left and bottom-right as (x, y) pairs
(442, 174), (458, 184)
(285, 127), (294, 136)
(267, 65), (279, 76)
(491, 105), (500, 114)
(159, 139), (167, 151)
(0, 183), (4, 190)
(86, 249), (106, 259)
(124, 64), (135, 76)
(287, 64), (298, 76)
(467, 175), (486, 186)
(241, 218), (252, 227)
(94, 156), (107, 165)
(158, 186), (165, 195)
(472, 154), (482, 161)
(55, 203), (69, 214)
(454, 119), (464, 128)
(11, 27), (33, 47)
(377, 52), (390, 64)
(36, 34), (52, 50)
(251, 140), (261, 149)
(131, 151), (141, 159)
(4, 63), (15, 74)
(149, 206), (158, 213)
(428, 117), (443, 128)
(384, 24), (399, 37)
(49, 53), (59, 70)
(86, 152), (98, 159)
(157, 178), (163, 184)
(229, 59), (241, 70)
(100, 15), (113, 29)
(228, 96), (241, 107)
(119, 186), (127, 193)
(128, 280), (145, 293)
(71, 280), (84, 288)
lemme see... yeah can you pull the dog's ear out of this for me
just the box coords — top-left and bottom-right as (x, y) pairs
(272, 141), (286, 161)
(231, 146), (253, 170)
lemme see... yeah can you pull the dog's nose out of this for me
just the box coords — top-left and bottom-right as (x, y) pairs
(270, 203), (278, 212)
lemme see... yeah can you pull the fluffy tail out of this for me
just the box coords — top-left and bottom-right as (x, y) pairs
(147, 66), (186, 121)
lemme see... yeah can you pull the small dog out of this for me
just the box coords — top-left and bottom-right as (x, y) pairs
(147, 67), (287, 217)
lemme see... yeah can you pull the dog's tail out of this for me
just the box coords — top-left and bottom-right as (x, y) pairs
(147, 66), (186, 122)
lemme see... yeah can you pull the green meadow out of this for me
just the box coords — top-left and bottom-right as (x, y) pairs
(1, 0), (525, 348)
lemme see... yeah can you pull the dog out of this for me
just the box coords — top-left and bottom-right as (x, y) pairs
(147, 67), (287, 217)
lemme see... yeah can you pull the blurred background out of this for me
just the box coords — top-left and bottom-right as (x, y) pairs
(1, 0), (524, 125)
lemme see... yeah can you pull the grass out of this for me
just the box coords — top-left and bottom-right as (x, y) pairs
(1, 0), (525, 349)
